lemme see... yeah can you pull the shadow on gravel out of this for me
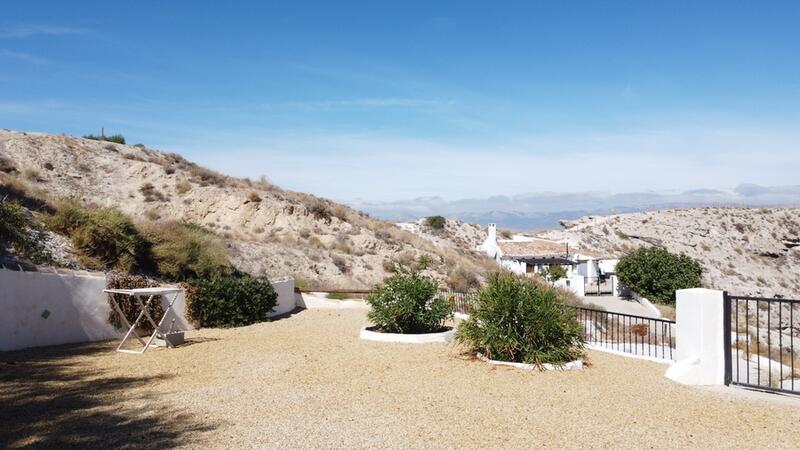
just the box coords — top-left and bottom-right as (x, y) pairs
(0, 341), (216, 449)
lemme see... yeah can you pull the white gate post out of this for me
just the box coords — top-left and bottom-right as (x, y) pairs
(665, 288), (726, 385)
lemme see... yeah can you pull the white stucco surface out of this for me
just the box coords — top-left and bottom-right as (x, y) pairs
(359, 326), (454, 343)
(665, 288), (726, 385)
(0, 269), (120, 351)
(268, 277), (296, 317)
(0, 268), (205, 352)
(476, 353), (583, 371)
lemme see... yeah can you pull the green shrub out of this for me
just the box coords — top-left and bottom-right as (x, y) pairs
(186, 273), (277, 327)
(425, 215), (446, 230)
(616, 246), (702, 305)
(327, 292), (350, 300)
(0, 199), (51, 263)
(84, 133), (126, 144)
(142, 222), (232, 281)
(455, 272), (584, 367)
(44, 199), (89, 235)
(70, 207), (147, 272)
(366, 272), (451, 334)
(46, 201), (147, 272)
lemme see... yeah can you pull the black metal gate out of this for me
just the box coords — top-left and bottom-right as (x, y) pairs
(724, 292), (800, 395)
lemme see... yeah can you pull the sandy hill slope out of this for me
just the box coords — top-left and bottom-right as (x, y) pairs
(538, 208), (800, 298)
(396, 218), (486, 253)
(0, 130), (492, 288)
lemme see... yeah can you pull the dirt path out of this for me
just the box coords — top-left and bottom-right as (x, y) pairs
(2, 309), (799, 448)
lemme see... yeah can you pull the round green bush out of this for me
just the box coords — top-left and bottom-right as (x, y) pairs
(425, 215), (446, 230)
(455, 272), (584, 367)
(366, 272), (452, 334)
(187, 273), (278, 327)
(615, 246), (702, 305)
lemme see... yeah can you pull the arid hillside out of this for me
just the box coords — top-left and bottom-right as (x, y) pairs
(538, 208), (800, 298)
(396, 218), (486, 253)
(0, 130), (493, 288)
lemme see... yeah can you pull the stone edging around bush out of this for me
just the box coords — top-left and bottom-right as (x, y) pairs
(476, 353), (584, 371)
(359, 325), (454, 343)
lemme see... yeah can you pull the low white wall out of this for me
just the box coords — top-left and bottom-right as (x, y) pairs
(0, 269), (119, 351)
(555, 275), (585, 297)
(0, 268), (195, 352)
(268, 277), (296, 317)
(665, 288), (726, 385)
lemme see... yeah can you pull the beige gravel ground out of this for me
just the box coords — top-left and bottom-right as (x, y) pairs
(2, 308), (800, 449)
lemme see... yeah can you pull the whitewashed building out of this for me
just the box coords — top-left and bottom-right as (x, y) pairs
(478, 223), (621, 297)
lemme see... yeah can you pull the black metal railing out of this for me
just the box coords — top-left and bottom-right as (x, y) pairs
(572, 307), (676, 360)
(725, 294), (800, 395)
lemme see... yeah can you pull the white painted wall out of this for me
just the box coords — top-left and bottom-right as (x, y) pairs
(0, 268), (198, 352)
(268, 277), (296, 316)
(665, 288), (726, 385)
(0, 269), (119, 351)
(499, 258), (526, 275)
(598, 259), (618, 273)
(554, 275), (585, 297)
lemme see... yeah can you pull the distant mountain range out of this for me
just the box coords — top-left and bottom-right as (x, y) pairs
(352, 184), (800, 230)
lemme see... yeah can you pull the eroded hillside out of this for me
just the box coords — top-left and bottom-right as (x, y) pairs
(538, 208), (800, 297)
(0, 130), (493, 288)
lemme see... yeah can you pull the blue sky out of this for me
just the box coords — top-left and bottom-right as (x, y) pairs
(1, 1), (799, 202)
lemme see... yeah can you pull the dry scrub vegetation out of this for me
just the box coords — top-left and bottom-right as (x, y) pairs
(0, 130), (494, 288)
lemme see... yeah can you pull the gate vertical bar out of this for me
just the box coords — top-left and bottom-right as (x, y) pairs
(723, 291), (732, 386)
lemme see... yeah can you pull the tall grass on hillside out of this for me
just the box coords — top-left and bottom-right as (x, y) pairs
(142, 222), (232, 281)
(0, 198), (51, 264)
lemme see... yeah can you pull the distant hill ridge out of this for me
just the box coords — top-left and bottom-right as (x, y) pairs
(538, 208), (800, 298)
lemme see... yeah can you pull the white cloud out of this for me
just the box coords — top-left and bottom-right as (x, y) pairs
(0, 24), (89, 38)
(0, 50), (48, 64)
(169, 123), (800, 203)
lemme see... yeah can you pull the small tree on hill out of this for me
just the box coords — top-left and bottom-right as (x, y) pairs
(425, 215), (446, 230)
(615, 246), (702, 305)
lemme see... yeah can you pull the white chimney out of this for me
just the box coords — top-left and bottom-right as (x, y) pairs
(487, 223), (497, 243)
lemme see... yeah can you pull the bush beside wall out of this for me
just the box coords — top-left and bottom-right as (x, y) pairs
(186, 273), (277, 327)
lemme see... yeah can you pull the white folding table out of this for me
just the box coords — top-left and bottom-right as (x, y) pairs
(103, 287), (184, 354)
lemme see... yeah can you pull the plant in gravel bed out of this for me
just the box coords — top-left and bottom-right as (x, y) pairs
(366, 272), (452, 334)
(455, 272), (584, 367)
(186, 272), (277, 327)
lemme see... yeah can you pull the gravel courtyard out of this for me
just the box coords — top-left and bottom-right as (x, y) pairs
(2, 308), (799, 449)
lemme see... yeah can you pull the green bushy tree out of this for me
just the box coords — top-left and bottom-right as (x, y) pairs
(616, 246), (702, 305)
(367, 272), (452, 334)
(187, 273), (277, 327)
(425, 215), (446, 230)
(455, 272), (584, 367)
